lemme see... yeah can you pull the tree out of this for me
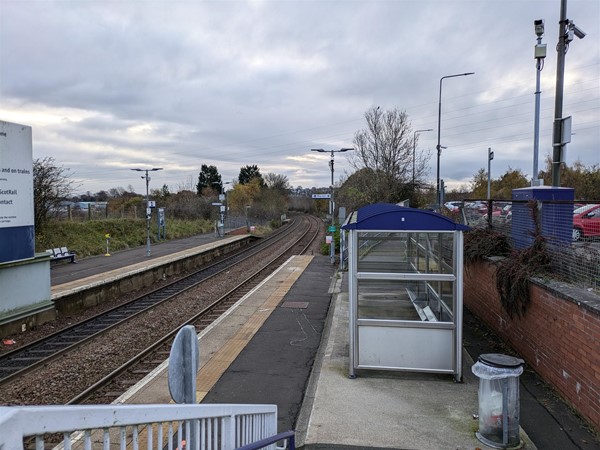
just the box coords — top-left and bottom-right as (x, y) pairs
(238, 165), (264, 186)
(264, 173), (290, 193)
(538, 158), (600, 199)
(469, 167), (529, 199)
(196, 165), (222, 196)
(227, 178), (263, 213)
(350, 106), (430, 204)
(166, 189), (212, 220)
(33, 157), (76, 230)
(494, 168), (528, 199)
(470, 168), (489, 199)
(336, 168), (376, 212)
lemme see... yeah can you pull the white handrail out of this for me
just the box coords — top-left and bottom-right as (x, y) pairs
(0, 403), (278, 450)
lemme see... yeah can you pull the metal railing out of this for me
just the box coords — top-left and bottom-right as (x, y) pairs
(236, 430), (295, 450)
(450, 199), (600, 291)
(0, 403), (279, 450)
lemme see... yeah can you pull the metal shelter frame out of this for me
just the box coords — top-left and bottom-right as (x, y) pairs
(341, 204), (469, 382)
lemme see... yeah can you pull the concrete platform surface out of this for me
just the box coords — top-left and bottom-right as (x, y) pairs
(50, 232), (239, 286)
(297, 285), (535, 450)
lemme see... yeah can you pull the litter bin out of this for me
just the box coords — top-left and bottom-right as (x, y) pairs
(472, 353), (524, 449)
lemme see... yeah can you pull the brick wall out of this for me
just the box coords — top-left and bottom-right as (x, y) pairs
(464, 260), (600, 431)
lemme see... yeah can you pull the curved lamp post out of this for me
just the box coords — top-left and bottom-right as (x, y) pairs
(413, 129), (433, 186)
(436, 72), (474, 209)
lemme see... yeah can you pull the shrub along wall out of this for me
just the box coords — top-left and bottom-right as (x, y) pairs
(464, 259), (600, 432)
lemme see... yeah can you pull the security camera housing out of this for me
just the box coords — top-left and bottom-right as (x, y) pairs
(534, 19), (544, 37)
(572, 25), (586, 39)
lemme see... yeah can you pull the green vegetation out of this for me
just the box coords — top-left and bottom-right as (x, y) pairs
(464, 202), (551, 318)
(36, 218), (214, 258)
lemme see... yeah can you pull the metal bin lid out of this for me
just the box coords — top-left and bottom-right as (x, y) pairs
(478, 353), (524, 368)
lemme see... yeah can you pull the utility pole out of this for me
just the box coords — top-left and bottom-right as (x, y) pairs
(552, 0), (585, 186)
(131, 168), (163, 256)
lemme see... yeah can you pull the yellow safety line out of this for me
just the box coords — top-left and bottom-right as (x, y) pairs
(127, 255), (312, 449)
(196, 255), (312, 401)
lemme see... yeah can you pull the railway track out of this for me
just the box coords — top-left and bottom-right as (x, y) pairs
(0, 215), (321, 407)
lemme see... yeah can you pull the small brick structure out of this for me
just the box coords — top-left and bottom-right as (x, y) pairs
(464, 259), (600, 432)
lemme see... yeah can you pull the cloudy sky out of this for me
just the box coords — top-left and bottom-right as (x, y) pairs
(1, 0), (598, 196)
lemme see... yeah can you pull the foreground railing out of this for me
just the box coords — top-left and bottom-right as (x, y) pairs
(0, 403), (281, 450)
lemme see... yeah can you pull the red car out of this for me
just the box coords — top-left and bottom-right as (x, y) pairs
(572, 204), (600, 241)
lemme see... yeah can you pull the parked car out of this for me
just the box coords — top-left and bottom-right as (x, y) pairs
(483, 203), (512, 221)
(503, 204), (512, 221)
(572, 204), (600, 241)
(444, 201), (462, 212)
(464, 201), (488, 215)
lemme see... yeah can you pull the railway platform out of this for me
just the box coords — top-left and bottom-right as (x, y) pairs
(3, 230), (598, 449)
(0, 232), (253, 336)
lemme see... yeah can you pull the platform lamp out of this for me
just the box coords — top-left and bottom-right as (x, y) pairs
(131, 167), (163, 257)
(436, 72), (474, 210)
(413, 129), (433, 186)
(311, 147), (354, 264)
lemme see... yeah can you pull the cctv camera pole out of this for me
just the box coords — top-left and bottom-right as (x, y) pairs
(551, 0), (568, 187)
(533, 20), (546, 185)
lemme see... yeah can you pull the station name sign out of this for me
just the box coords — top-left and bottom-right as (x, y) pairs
(311, 193), (331, 199)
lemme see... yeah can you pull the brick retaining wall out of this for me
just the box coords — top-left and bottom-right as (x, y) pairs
(464, 260), (600, 432)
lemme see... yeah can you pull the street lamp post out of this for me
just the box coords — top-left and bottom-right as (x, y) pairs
(311, 147), (354, 264)
(436, 72), (474, 210)
(413, 129), (433, 186)
(131, 168), (163, 257)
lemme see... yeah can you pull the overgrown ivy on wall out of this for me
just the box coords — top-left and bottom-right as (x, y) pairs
(464, 201), (550, 317)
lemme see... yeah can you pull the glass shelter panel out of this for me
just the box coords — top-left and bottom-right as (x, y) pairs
(357, 232), (455, 274)
(357, 279), (454, 322)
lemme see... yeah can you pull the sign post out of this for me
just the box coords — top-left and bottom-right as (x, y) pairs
(168, 325), (200, 449)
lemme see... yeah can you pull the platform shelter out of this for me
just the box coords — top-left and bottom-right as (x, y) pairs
(341, 204), (469, 382)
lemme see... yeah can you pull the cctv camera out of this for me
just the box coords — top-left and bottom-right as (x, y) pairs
(534, 19), (544, 37)
(572, 24), (586, 39)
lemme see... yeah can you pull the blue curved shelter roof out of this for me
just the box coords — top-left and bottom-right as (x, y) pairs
(341, 203), (469, 231)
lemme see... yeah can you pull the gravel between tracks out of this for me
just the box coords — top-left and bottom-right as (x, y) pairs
(0, 216), (324, 405)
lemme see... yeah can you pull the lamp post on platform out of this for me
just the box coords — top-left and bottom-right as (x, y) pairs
(436, 72), (474, 210)
(131, 167), (163, 257)
(311, 147), (354, 264)
(413, 129), (433, 186)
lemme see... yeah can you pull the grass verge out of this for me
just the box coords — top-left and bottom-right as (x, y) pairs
(36, 218), (214, 258)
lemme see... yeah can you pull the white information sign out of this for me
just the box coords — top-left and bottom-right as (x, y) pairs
(312, 193), (331, 199)
(0, 121), (33, 228)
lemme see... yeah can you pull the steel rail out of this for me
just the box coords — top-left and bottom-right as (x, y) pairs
(0, 217), (306, 385)
(67, 215), (320, 405)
